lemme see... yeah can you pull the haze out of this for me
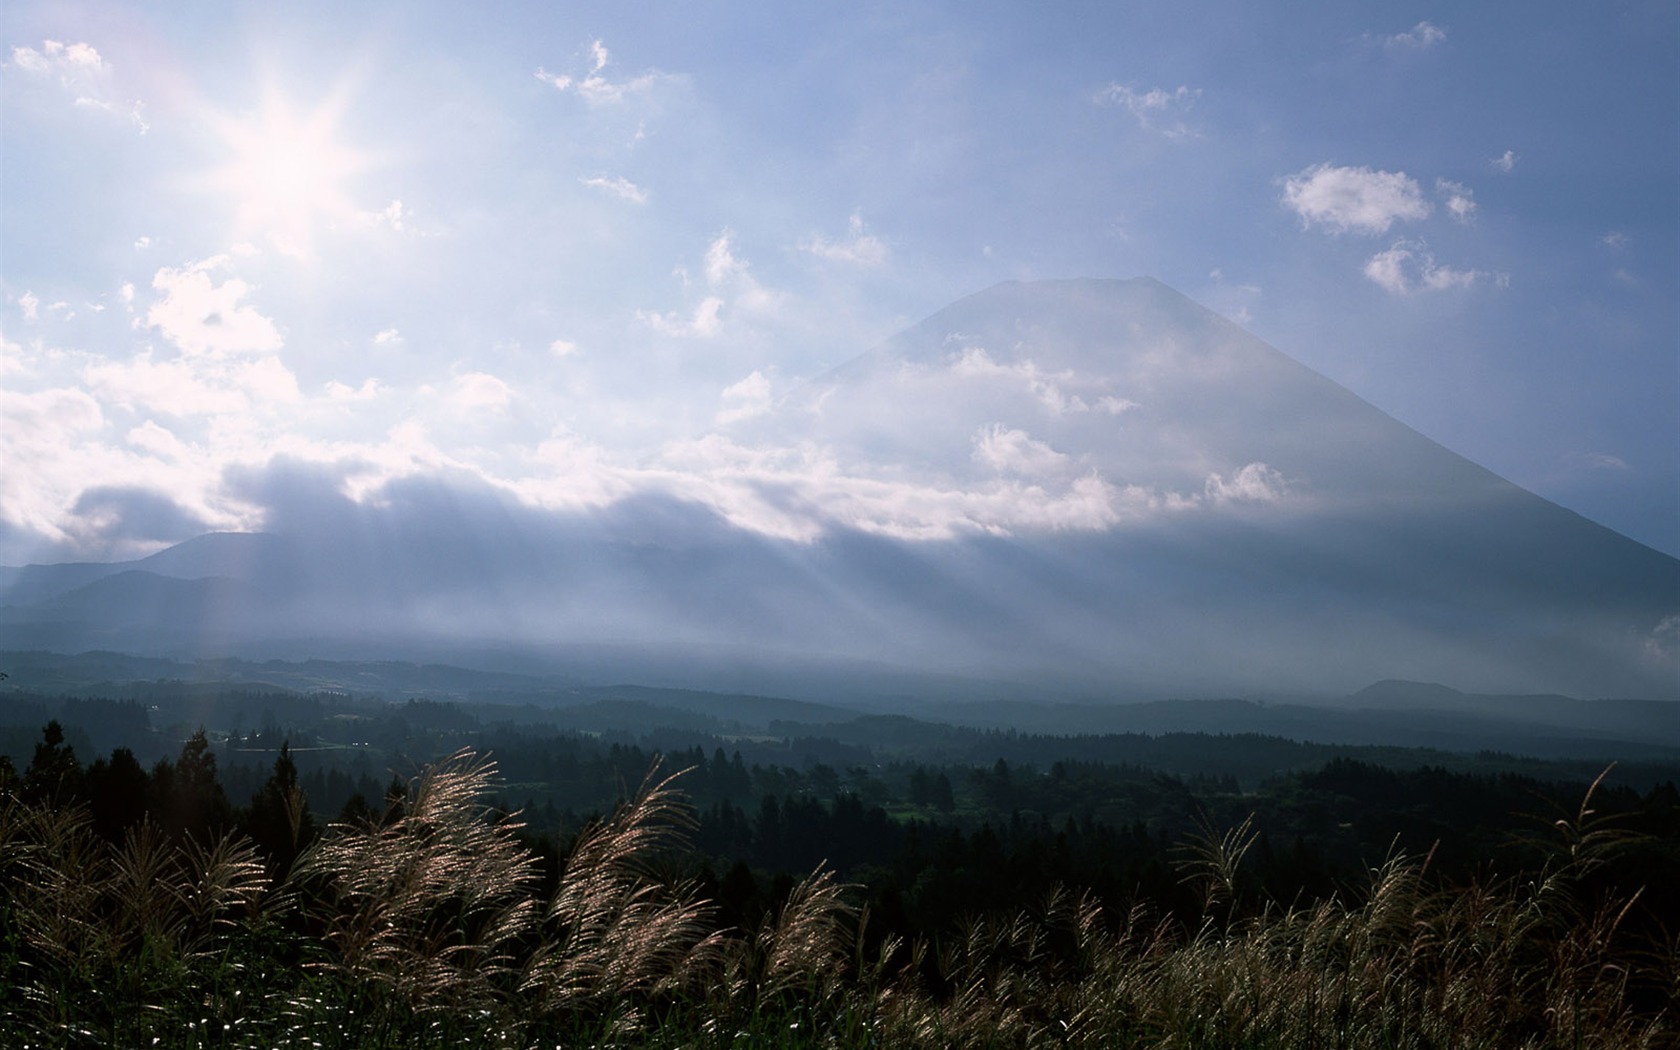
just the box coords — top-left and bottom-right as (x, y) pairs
(2, 4), (1676, 702)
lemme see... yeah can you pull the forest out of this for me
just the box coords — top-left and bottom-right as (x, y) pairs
(1, 683), (1677, 1047)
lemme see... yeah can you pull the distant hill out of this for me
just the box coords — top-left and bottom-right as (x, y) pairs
(2, 651), (1676, 762)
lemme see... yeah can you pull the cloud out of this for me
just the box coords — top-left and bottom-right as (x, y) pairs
(947, 346), (1112, 415)
(1562, 451), (1631, 474)
(1363, 241), (1489, 295)
(580, 175), (647, 203)
(9, 39), (115, 110)
(1601, 231), (1628, 249)
(1385, 21), (1447, 50)
(1490, 150), (1517, 173)
(1095, 83), (1201, 139)
(549, 339), (580, 358)
(17, 291), (40, 322)
(1436, 179), (1476, 223)
(67, 485), (212, 547)
(1645, 615), (1680, 662)
(1204, 462), (1287, 503)
(0, 386), (109, 551)
(801, 211), (889, 266)
(360, 200), (411, 232)
(704, 230), (747, 285)
(534, 39), (672, 105)
(450, 372), (514, 412)
(324, 378), (382, 401)
(1205, 268), (1264, 325)
(84, 348), (300, 417)
(126, 420), (190, 460)
(0, 385), (103, 443)
(1282, 164), (1431, 234)
(0, 330), (27, 378)
(145, 258), (283, 357)
(649, 433), (1140, 541)
(1096, 396), (1140, 415)
(641, 296), (724, 338)
(973, 425), (1069, 476)
(372, 328), (402, 345)
(641, 230), (773, 337)
(717, 371), (773, 425)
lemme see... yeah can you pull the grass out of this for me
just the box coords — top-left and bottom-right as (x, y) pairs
(1, 752), (1672, 1047)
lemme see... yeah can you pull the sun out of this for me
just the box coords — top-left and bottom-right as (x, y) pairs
(206, 89), (366, 257)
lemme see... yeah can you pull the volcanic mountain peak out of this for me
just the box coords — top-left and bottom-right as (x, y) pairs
(752, 277), (1502, 513)
(3, 278), (1677, 701)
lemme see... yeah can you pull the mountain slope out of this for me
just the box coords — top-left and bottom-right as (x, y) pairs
(2, 278), (1676, 699)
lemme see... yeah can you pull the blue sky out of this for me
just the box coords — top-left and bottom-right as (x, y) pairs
(2, 1), (1675, 564)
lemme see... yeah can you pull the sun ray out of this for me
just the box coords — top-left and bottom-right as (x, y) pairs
(204, 87), (366, 257)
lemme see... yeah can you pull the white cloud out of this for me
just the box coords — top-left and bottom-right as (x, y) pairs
(973, 425), (1069, 476)
(549, 339), (580, 358)
(801, 211), (889, 266)
(145, 258), (283, 357)
(1095, 395), (1140, 415)
(1385, 21), (1447, 50)
(372, 328), (402, 345)
(83, 349), (296, 417)
(716, 370), (774, 425)
(579, 175), (648, 204)
(704, 230), (747, 286)
(0, 386), (110, 546)
(1095, 83), (1201, 139)
(1645, 615), (1680, 662)
(361, 200), (410, 232)
(325, 378), (383, 401)
(641, 230), (774, 337)
(1363, 241), (1488, 295)
(641, 296), (724, 338)
(1491, 150), (1517, 173)
(947, 346), (1107, 415)
(1437, 179), (1477, 223)
(0, 385), (103, 442)
(237, 356), (302, 404)
(126, 420), (190, 461)
(1601, 231), (1629, 249)
(85, 354), (232, 415)
(648, 433), (1142, 542)
(534, 40), (671, 105)
(450, 371), (514, 412)
(17, 291), (40, 322)
(1283, 164), (1431, 234)
(0, 330), (25, 378)
(10, 40), (115, 110)
(1205, 269), (1264, 325)
(1204, 462), (1287, 503)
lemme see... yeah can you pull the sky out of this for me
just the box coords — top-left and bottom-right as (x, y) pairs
(2, 0), (1676, 567)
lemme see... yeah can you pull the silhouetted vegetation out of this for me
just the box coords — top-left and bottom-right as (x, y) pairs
(2, 691), (1677, 1046)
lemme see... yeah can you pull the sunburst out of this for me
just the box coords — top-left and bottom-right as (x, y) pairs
(205, 88), (366, 257)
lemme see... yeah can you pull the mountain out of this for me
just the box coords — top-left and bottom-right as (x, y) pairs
(2, 278), (1676, 701)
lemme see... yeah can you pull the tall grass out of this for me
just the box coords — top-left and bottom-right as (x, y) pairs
(1, 751), (1672, 1047)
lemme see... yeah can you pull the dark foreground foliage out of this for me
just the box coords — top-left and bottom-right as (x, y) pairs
(1, 727), (1674, 1049)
